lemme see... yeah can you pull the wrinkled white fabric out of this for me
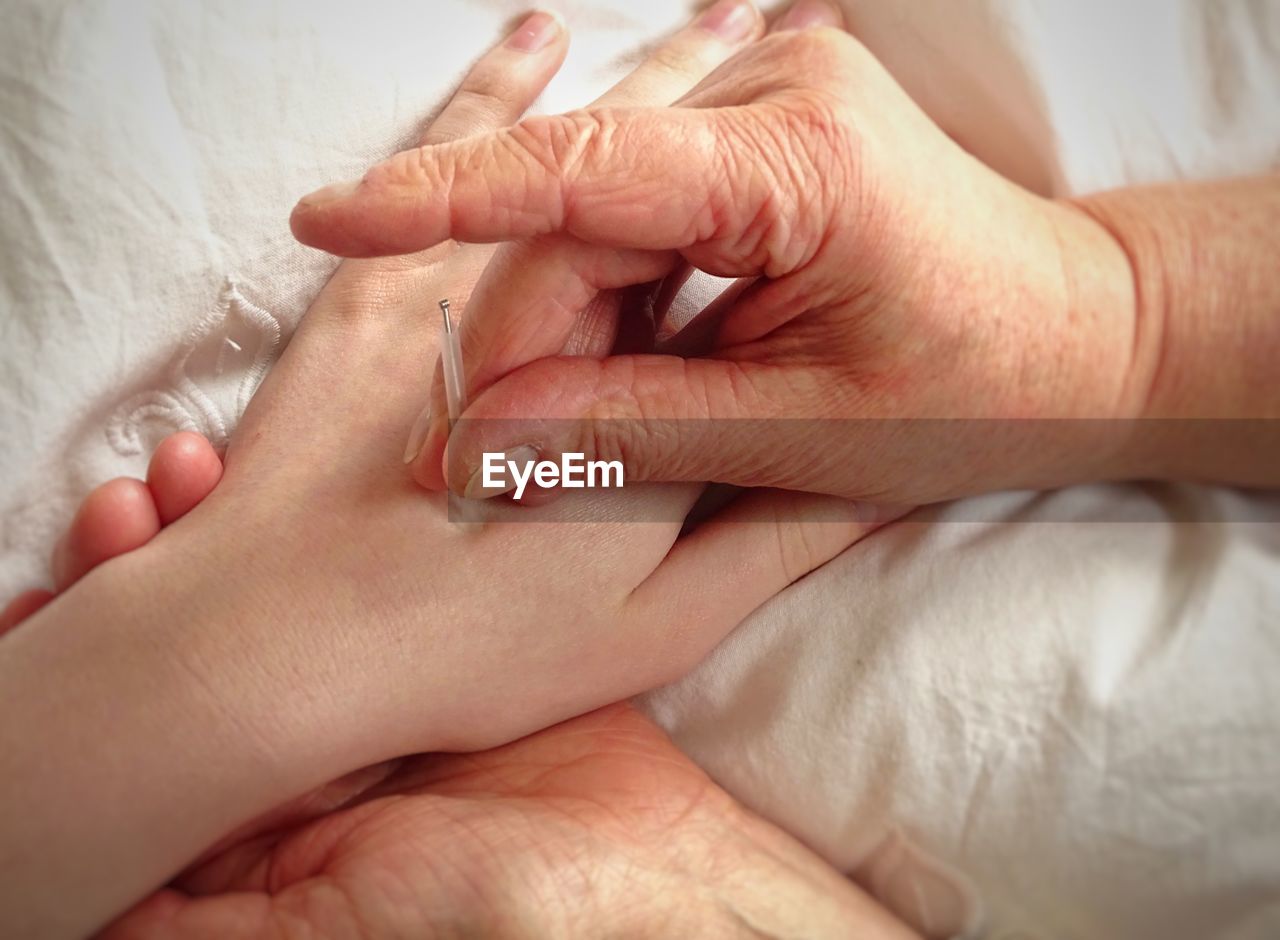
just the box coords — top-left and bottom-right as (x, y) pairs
(1, 2), (1278, 938)
(645, 486), (1280, 939)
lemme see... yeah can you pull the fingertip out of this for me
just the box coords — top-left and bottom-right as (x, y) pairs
(292, 164), (457, 259)
(289, 200), (328, 251)
(56, 478), (161, 591)
(148, 432), (224, 525)
(419, 11), (570, 147)
(505, 8), (568, 54)
(289, 198), (357, 256)
(698, 0), (761, 43)
(151, 429), (214, 462)
(296, 179), (362, 209)
(290, 181), (391, 258)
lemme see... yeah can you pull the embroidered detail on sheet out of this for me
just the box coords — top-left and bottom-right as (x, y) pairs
(106, 279), (280, 456)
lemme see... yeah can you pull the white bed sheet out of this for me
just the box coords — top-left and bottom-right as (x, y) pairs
(1, 2), (1278, 937)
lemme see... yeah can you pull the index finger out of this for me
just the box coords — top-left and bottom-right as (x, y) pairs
(289, 105), (733, 258)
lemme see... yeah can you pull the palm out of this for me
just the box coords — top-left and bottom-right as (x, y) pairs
(102, 705), (729, 939)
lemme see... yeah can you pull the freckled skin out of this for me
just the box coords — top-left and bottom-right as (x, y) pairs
(299, 29), (1141, 505)
(300, 23), (1280, 508)
(98, 704), (913, 940)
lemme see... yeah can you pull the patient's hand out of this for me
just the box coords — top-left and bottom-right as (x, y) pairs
(102, 704), (915, 940)
(180, 0), (884, 768)
(1, 5), (898, 937)
(3, 435), (909, 940)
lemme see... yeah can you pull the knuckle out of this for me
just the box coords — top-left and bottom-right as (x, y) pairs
(574, 358), (686, 477)
(590, 415), (687, 483)
(364, 144), (436, 189)
(582, 415), (632, 470)
(504, 111), (603, 225)
(664, 114), (739, 247)
(578, 358), (647, 449)
(511, 111), (596, 172)
(707, 98), (850, 274)
(559, 110), (614, 184)
(718, 360), (772, 415)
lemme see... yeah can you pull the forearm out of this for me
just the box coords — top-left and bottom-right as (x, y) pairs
(0, 548), (352, 938)
(1071, 172), (1280, 486)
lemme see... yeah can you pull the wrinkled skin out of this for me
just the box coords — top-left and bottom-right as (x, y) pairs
(292, 27), (1143, 507)
(101, 703), (912, 940)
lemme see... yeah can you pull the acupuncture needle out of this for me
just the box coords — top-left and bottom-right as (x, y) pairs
(437, 299), (482, 525)
(402, 299), (464, 465)
(400, 299), (478, 523)
(438, 299), (467, 430)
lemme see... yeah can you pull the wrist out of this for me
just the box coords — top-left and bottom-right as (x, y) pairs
(0, 540), (337, 936)
(1064, 175), (1280, 485)
(120, 523), (400, 781)
(1024, 195), (1148, 485)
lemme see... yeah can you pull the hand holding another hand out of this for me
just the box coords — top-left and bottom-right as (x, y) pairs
(99, 704), (913, 940)
(293, 1), (1148, 505)
(2, 6), (907, 937)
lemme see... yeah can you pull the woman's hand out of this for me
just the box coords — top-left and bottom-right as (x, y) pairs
(1, 6), (898, 937)
(1, 439), (913, 940)
(98, 704), (915, 940)
(291, 0), (1138, 505)
(293, 1), (1280, 505)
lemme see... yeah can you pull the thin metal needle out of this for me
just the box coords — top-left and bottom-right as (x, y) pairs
(436, 298), (478, 525)
(438, 298), (467, 431)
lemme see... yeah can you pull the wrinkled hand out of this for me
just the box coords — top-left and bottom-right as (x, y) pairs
(99, 704), (913, 940)
(293, 0), (1141, 507)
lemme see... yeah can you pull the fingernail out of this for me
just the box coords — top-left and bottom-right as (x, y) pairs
(463, 445), (540, 499)
(299, 179), (361, 207)
(403, 402), (434, 464)
(775, 0), (841, 30)
(507, 9), (562, 52)
(699, 0), (756, 41)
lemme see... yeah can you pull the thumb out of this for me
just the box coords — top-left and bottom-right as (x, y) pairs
(423, 354), (833, 498)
